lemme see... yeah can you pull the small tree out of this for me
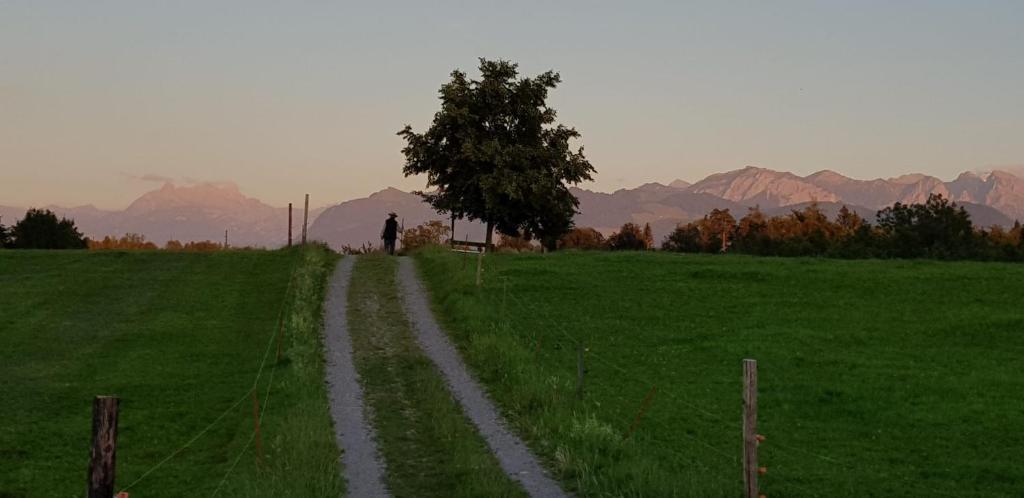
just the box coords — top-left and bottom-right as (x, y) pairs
(10, 209), (87, 249)
(836, 205), (864, 235)
(641, 223), (654, 250)
(401, 220), (452, 252)
(559, 227), (606, 250)
(662, 222), (701, 252)
(0, 221), (10, 248)
(698, 208), (737, 252)
(607, 223), (647, 251)
(877, 194), (974, 258)
(398, 58), (595, 248)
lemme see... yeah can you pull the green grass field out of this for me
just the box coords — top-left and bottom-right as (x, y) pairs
(0, 247), (342, 498)
(415, 249), (1024, 497)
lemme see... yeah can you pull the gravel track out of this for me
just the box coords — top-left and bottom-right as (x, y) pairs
(396, 257), (569, 498)
(323, 257), (389, 498)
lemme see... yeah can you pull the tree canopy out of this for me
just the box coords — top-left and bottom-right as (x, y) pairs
(398, 58), (595, 249)
(0, 221), (10, 248)
(9, 209), (87, 249)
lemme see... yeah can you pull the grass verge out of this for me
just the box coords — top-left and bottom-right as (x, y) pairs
(414, 247), (1024, 497)
(346, 255), (526, 498)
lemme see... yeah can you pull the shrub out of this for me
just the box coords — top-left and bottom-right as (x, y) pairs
(88, 233), (158, 250)
(607, 223), (648, 251)
(401, 220), (452, 253)
(497, 233), (536, 252)
(9, 209), (87, 249)
(559, 227), (606, 250)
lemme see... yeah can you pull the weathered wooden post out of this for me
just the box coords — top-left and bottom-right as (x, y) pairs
(87, 396), (119, 498)
(288, 202), (293, 247)
(475, 247), (484, 287)
(301, 194), (309, 245)
(275, 313), (286, 362)
(743, 359), (759, 498)
(224, 229), (228, 249)
(575, 344), (585, 400)
(501, 277), (507, 324)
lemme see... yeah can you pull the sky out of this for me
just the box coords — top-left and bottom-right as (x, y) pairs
(2, 1), (1023, 209)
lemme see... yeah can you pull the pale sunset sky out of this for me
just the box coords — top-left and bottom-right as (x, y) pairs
(2, 1), (1023, 209)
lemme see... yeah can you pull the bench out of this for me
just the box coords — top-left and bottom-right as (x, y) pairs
(450, 239), (488, 253)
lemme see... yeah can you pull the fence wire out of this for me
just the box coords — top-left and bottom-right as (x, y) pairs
(476, 255), (965, 497)
(117, 258), (300, 494)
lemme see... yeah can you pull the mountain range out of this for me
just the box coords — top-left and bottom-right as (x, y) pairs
(3, 167), (1022, 249)
(1, 182), (325, 248)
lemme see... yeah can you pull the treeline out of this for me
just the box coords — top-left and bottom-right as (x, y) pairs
(489, 194), (1023, 261)
(651, 194), (1021, 261)
(0, 208), (228, 251)
(88, 234), (225, 251)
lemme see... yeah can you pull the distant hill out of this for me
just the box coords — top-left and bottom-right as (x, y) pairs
(4, 183), (325, 248)
(308, 188), (488, 250)
(5, 167), (1021, 249)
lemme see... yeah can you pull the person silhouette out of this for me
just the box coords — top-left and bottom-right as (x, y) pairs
(381, 212), (399, 255)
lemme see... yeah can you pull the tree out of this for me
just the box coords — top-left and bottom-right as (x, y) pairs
(398, 58), (595, 249)
(559, 227), (605, 250)
(9, 209), (87, 249)
(662, 222), (702, 252)
(698, 208), (737, 252)
(877, 194), (974, 258)
(836, 205), (864, 235)
(607, 223), (647, 250)
(88, 233), (158, 250)
(0, 221), (10, 248)
(641, 223), (654, 250)
(733, 206), (770, 253)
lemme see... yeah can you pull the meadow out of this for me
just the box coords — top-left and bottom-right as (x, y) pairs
(415, 249), (1024, 497)
(0, 246), (341, 498)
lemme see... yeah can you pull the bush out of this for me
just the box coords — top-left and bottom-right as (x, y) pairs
(607, 223), (648, 251)
(559, 227), (606, 250)
(88, 233), (159, 250)
(9, 209), (87, 249)
(401, 220), (451, 253)
(497, 233), (535, 252)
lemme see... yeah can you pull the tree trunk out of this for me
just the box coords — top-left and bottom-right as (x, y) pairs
(485, 221), (494, 250)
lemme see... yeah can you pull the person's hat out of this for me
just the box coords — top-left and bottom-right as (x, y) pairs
(388, 212), (398, 218)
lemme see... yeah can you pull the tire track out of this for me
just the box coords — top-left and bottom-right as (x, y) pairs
(396, 257), (569, 498)
(323, 257), (389, 498)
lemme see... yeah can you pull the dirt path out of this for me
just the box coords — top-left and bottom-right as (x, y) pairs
(396, 258), (570, 498)
(323, 257), (389, 498)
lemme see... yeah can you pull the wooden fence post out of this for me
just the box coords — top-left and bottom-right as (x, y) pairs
(288, 202), (293, 247)
(275, 313), (286, 362)
(501, 277), (507, 324)
(575, 344), (585, 400)
(475, 248), (484, 287)
(301, 194), (309, 245)
(88, 396), (119, 498)
(743, 359), (759, 498)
